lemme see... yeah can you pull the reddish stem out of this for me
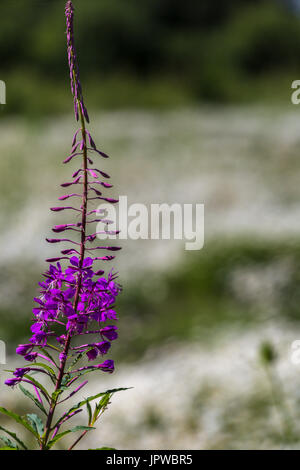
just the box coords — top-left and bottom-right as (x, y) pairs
(41, 103), (88, 450)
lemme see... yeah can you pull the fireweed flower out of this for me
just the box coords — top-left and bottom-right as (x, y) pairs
(1, 1), (129, 451)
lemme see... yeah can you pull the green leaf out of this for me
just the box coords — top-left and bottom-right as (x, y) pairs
(40, 347), (59, 364)
(0, 425), (28, 450)
(70, 426), (95, 432)
(46, 430), (71, 449)
(19, 385), (47, 415)
(61, 374), (71, 387)
(53, 388), (131, 430)
(23, 375), (50, 401)
(0, 436), (18, 449)
(0, 446), (18, 450)
(51, 389), (63, 402)
(67, 352), (84, 372)
(86, 400), (92, 425)
(26, 414), (44, 437)
(30, 362), (57, 379)
(93, 394), (111, 422)
(71, 388), (131, 413)
(47, 426), (95, 449)
(65, 369), (99, 381)
(0, 407), (39, 439)
(97, 393), (111, 411)
(89, 447), (116, 450)
(54, 387), (132, 428)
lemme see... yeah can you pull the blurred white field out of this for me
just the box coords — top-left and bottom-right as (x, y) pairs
(74, 324), (300, 449)
(0, 107), (300, 277)
(1, 323), (300, 449)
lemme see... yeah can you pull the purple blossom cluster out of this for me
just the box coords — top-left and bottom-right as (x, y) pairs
(6, 259), (121, 388)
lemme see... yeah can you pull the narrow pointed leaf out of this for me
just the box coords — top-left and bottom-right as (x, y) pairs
(19, 385), (47, 416)
(47, 426), (95, 449)
(66, 388), (131, 416)
(86, 401), (92, 425)
(23, 375), (50, 401)
(0, 425), (28, 450)
(0, 407), (39, 438)
(26, 414), (44, 437)
(30, 362), (57, 380)
(47, 430), (72, 449)
(0, 436), (18, 449)
(88, 447), (116, 450)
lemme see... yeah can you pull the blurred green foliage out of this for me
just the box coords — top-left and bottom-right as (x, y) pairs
(1, 0), (300, 115)
(118, 239), (300, 360)
(260, 341), (277, 365)
(3, 239), (300, 361)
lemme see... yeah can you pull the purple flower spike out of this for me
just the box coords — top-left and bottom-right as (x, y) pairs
(4, 2), (123, 451)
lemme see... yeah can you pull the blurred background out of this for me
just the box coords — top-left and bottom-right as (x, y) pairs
(1, 0), (300, 449)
